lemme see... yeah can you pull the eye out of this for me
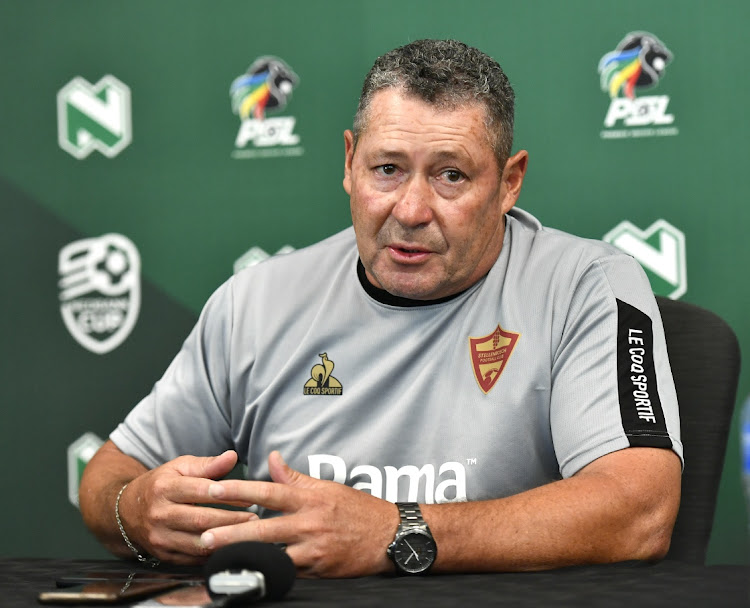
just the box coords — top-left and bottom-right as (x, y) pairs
(376, 164), (398, 176)
(442, 169), (465, 183)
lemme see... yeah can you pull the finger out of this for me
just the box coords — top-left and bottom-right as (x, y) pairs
(152, 474), (243, 507)
(268, 451), (318, 489)
(208, 479), (300, 512)
(200, 516), (294, 551)
(148, 528), (213, 562)
(167, 505), (258, 535)
(171, 450), (238, 480)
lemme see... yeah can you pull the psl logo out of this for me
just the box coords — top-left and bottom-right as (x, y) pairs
(58, 234), (141, 354)
(603, 220), (687, 299)
(597, 32), (677, 137)
(230, 56), (303, 156)
(57, 75), (132, 159)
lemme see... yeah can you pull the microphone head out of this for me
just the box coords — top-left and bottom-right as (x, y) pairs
(204, 542), (296, 601)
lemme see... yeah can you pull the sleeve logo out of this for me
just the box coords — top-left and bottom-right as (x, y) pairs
(468, 324), (520, 394)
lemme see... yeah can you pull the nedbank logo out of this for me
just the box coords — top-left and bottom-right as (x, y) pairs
(233, 244), (295, 274)
(67, 433), (103, 508)
(58, 234), (141, 354)
(597, 32), (678, 140)
(57, 75), (132, 159)
(604, 220), (687, 299)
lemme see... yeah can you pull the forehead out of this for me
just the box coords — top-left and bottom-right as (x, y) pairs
(357, 90), (496, 163)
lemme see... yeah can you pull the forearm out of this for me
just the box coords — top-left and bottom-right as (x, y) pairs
(79, 439), (149, 559)
(421, 448), (681, 573)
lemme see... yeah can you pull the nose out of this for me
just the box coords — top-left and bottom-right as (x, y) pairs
(391, 175), (434, 228)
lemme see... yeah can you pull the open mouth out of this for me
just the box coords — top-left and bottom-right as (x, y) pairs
(388, 245), (431, 262)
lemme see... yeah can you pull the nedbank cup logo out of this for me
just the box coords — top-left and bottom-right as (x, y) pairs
(57, 75), (132, 159)
(230, 56), (303, 158)
(58, 234), (140, 354)
(597, 32), (677, 138)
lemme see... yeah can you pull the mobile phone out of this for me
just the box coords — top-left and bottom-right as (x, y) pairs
(129, 584), (213, 607)
(38, 580), (184, 604)
(56, 571), (203, 587)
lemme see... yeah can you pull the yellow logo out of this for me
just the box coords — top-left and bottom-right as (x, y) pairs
(303, 352), (343, 395)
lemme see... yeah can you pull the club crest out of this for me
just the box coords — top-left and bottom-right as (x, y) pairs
(469, 324), (520, 394)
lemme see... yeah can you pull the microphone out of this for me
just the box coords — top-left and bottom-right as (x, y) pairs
(203, 542), (295, 606)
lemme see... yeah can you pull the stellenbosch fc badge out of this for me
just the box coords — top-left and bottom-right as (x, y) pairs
(57, 75), (132, 159)
(230, 56), (304, 159)
(58, 234), (140, 354)
(304, 353), (343, 395)
(597, 32), (678, 139)
(469, 325), (520, 394)
(604, 219), (687, 299)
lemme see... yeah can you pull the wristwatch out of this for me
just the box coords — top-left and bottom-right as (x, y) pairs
(387, 502), (437, 575)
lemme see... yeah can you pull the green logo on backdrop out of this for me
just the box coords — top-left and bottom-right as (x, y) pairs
(603, 220), (687, 299)
(233, 244), (295, 274)
(57, 75), (132, 159)
(67, 433), (104, 508)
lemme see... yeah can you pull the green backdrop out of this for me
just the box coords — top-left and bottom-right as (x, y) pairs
(1, 0), (747, 565)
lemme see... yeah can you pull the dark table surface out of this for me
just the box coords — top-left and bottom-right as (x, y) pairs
(2, 558), (748, 607)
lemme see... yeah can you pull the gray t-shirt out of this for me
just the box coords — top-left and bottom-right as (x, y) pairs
(112, 208), (682, 509)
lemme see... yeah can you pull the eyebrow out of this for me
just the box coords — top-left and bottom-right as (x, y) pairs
(367, 148), (473, 167)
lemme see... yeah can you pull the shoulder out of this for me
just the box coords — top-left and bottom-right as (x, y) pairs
(233, 226), (357, 285)
(507, 208), (626, 265)
(504, 208), (655, 314)
(218, 227), (359, 314)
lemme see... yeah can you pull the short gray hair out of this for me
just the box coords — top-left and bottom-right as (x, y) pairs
(353, 39), (515, 169)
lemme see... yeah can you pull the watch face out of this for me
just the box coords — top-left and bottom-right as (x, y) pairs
(391, 530), (436, 574)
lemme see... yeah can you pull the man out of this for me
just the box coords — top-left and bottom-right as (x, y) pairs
(80, 39), (682, 578)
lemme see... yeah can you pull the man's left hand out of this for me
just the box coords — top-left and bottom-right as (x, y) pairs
(199, 451), (398, 578)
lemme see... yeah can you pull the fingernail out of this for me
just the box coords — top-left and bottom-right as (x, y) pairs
(201, 532), (215, 549)
(208, 484), (225, 499)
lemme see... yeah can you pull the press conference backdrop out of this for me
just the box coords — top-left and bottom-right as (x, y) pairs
(1, 1), (747, 564)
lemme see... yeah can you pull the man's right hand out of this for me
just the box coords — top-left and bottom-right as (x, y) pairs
(79, 441), (256, 565)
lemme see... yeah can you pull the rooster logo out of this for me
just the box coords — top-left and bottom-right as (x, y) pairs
(230, 56), (299, 120)
(304, 353), (343, 395)
(598, 32), (672, 99)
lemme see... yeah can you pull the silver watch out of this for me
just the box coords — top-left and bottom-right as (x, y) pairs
(386, 502), (437, 575)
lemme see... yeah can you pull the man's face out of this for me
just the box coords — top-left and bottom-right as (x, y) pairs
(344, 89), (528, 300)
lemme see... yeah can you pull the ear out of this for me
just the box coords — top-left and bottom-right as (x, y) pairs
(343, 130), (355, 195)
(500, 150), (529, 214)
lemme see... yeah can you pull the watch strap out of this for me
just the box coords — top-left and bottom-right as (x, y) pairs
(396, 502), (429, 530)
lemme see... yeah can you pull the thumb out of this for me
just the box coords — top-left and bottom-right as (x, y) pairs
(268, 450), (316, 488)
(173, 450), (238, 480)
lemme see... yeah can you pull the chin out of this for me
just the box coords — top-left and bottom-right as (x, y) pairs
(384, 279), (442, 300)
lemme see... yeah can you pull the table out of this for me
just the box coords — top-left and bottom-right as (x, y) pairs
(2, 558), (747, 607)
